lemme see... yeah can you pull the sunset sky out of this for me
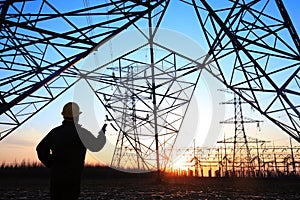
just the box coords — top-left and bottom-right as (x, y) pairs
(0, 0), (299, 168)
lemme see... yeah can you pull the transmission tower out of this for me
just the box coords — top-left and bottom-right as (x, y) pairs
(186, 0), (300, 142)
(87, 43), (204, 172)
(218, 92), (264, 176)
(0, 0), (168, 140)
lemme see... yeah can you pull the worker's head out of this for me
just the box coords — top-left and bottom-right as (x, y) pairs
(61, 102), (82, 122)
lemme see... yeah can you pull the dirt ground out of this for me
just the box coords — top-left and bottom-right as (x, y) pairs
(0, 176), (300, 199)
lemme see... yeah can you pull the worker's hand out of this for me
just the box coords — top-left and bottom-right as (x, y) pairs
(101, 124), (107, 134)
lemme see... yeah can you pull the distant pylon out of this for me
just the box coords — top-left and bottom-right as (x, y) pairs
(218, 91), (263, 176)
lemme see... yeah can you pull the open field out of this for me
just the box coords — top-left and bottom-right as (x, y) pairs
(1, 176), (300, 199)
(1, 166), (299, 199)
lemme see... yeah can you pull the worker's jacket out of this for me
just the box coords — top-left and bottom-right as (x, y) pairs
(36, 120), (106, 182)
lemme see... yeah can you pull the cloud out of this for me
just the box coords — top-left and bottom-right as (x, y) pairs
(2, 137), (36, 147)
(1, 128), (41, 147)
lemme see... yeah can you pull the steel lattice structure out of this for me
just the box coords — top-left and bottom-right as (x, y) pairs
(0, 0), (299, 171)
(218, 93), (264, 176)
(187, 0), (300, 142)
(0, 0), (168, 140)
(93, 46), (203, 171)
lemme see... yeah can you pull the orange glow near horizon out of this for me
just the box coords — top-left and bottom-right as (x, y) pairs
(0, 100), (295, 170)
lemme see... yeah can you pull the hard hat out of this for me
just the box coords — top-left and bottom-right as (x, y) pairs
(61, 102), (82, 117)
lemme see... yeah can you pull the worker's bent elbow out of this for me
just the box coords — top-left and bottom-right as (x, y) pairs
(88, 134), (106, 152)
(80, 132), (106, 152)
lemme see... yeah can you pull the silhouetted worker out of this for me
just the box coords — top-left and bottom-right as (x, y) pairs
(36, 102), (106, 200)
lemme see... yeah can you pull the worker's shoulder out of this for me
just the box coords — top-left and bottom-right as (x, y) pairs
(50, 123), (91, 134)
(47, 125), (60, 134)
(50, 124), (64, 132)
(44, 125), (62, 138)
